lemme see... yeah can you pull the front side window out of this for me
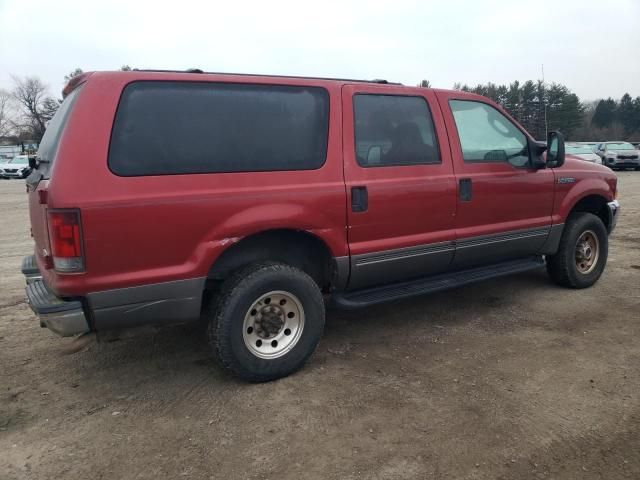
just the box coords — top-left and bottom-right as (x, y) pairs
(353, 94), (440, 167)
(109, 82), (329, 176)
(449, 100), (529, 167)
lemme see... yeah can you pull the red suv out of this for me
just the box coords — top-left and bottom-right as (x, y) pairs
(22, 70), (619, 381)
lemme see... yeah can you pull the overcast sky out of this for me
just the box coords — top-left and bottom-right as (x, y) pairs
(1, 0), (639, 101)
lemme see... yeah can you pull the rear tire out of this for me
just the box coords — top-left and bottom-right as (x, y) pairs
(546, 213), (608, 288)
(208, 262), (325, 382)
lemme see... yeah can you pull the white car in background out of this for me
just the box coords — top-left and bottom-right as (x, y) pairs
(595, 142), (640, 170)
(0, 155), (32, 179)
(566, 144), (603, 164)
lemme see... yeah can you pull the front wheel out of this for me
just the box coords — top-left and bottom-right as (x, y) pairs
(546, 212), (608, 288)
(208, 262), (325, 382)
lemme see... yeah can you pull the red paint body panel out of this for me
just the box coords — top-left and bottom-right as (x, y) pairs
(551, 155), (616, 224)
(27, 71), (617, 298)
(37, 72), (348, 296)
(434, 90), (556, 238)
(341, 84), (457, 255)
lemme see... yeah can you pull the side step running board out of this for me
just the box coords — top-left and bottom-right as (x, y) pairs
(332, 256), (545, 309)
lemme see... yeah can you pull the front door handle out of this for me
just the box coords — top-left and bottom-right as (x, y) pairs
(459, 178), (472, 202)
(351, 186), (368, 212)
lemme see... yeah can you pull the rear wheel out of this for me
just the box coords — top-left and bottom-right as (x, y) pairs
(546, 213), (608, 288)
(208, 262), (325, 382)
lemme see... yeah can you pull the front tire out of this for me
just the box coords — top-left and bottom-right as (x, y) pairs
(208, 262), (325, 382)
(546, 213), (608, 288)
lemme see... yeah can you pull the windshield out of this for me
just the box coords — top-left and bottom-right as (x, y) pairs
(566, 146), (595, 154)
(10, 156), (29, 164)
(607, 142), (635, 151)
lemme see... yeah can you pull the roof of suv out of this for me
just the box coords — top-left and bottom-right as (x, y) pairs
(62, 69), (410, 98)
(63, 70), (482, 104)
(132, 68), (403, 85)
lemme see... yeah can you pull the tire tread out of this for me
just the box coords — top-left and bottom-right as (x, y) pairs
(546, 212), (608, 289)
(208, 262), (324, 382)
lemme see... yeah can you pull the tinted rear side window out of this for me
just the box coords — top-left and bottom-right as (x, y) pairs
(109, 82), (329, 176)
(37, 85), (83, 165)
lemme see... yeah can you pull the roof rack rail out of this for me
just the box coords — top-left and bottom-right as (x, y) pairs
(131, 68), (401, 85)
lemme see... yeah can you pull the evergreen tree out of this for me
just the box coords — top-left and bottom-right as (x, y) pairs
(592, 98), (617, 128)
(617, 93), (636, 134)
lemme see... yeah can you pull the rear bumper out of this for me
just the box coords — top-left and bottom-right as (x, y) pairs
(22, 255), (205, 336)
(21, 254), (43, 284)
(25, 276), (90, 337)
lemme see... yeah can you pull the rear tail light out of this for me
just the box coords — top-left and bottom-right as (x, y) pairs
(47, 209), (85, 273)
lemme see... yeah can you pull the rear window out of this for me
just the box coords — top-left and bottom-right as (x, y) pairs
(108, 81), (330, 176)
(37, 86), (82, 164)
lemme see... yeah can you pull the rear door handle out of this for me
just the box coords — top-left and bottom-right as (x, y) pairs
(351, 186), (368, 212)
(459, 178), (472, 202)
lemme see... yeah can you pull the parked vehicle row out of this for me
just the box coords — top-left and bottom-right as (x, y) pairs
(22, 70), (618, 382)
(565, 141), (640, 171)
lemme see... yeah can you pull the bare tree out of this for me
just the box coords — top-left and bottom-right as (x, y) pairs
(0, 89), (13, 137)
(11, 76), (59, 141)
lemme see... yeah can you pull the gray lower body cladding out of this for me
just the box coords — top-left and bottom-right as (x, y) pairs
(347, 225), (564, 291)
(23, 255), (206, 336)
(87, 277), (206, 331)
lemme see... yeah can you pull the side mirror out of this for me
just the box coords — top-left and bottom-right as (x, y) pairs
(546, 131), (565, 168)
(529, 139), (547, 169)
(367, 146), (382, 165)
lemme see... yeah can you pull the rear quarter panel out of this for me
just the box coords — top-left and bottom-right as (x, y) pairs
(46, 72), (348, 296)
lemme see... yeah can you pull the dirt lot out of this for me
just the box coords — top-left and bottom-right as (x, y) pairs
(1, 174), (639, 480)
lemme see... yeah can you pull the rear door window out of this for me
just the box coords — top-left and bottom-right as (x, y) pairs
(353, 94), (440, 167)
(108, 81), (330, 176)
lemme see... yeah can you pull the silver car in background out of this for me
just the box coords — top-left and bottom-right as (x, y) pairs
(0, 155), (32, 179)
(595, 142), (640, 170)
(566, 144), (603, 164)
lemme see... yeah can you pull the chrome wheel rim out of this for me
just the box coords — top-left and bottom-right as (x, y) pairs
(575, 230), (600, 274)
(242, 290), (305, 359)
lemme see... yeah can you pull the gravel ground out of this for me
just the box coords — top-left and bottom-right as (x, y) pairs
(1, 173), (639, 480)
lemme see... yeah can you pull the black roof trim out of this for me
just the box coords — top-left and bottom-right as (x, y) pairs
(131, 68), (401, 85)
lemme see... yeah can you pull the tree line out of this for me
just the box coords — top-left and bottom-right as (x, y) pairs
(421, 79), (640, 141)
(1, 68), (638, 144)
